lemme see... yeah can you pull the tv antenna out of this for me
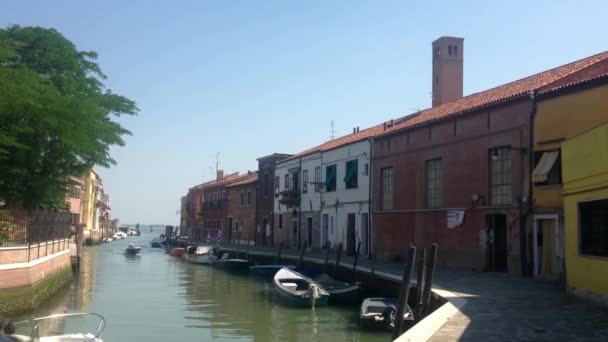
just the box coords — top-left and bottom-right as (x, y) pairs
(330, 120), (336, 140)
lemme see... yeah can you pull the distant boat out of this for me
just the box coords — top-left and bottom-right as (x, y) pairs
(313, 273), (361, 304)
(359, 297), (414, 331)
(249, 264), (296, 278)
(183, 245), (216, 264)
(125, 245), (141, 256)
(216, 253), (250, 272)
(273, 268), (329, 308)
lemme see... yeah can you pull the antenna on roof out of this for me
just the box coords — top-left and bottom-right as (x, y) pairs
(330, 120), (336, 140)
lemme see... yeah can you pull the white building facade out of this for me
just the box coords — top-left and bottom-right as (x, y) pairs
(273, 134), (374, 257)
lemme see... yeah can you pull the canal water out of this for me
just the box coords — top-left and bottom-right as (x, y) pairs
(19, 234), (391, 341)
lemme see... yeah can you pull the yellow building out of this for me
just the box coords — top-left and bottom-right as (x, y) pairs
(81, 169), (103, 243)
(562, 120), (608, 304)
(531, 77), (608, 278)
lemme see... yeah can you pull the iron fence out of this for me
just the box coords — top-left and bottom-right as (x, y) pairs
(0, 209), (72, 247)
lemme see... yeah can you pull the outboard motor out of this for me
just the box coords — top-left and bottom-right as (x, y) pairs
(308, 284), (320, 308)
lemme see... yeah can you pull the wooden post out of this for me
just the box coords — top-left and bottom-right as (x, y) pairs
(392, 245), (417, 340)
(323, 241), (331, 272)
(335, 243), (343, 272)
(298, 242), (308, 268)
(370, 251), (376, 276)
(352, 242), (361, 281)
(415, 249), (427, 319)
(421, 244), (438, 318)
(275, 241), (285, 263)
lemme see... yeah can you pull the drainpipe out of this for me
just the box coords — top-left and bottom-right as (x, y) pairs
(367, 137), (373, 259)
(298, 156), (302, 249)
(521, 91), (537, 277)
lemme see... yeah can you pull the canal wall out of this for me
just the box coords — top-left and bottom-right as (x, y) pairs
(0, 243), (73, 316)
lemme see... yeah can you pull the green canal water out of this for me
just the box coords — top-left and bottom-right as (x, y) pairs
(20, 235), (391, 341)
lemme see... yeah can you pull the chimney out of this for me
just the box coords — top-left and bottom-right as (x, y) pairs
(353, 127), (356, 134)
(356, 126), (360, 133)
(216, 170), (224, 181)
(432, 36), (464, 107)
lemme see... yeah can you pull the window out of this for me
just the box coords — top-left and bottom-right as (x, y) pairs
(278, 214), (283, 230)
(285, 174), (289, 191)
(363, 163), (369, 176)
(247, 191), (251, 206)
(344, 159), (358, 189)
(315, 166), (321, 192)
(235, 220), (239, 231)
(275, 176), (280, 196)
(381, 167), (394, 210)
(489, 147), (512, 206)
(579, 199), (608, 257)
(434, 47), (440, 56)
(448, 45), (453, 55)
(240, 191), (244, 206)
(223, 190), (227, 199)
(264, 173), (269, 196)
(325, 164), (337, 192)
(303, 169), (308, 193)
(533, 150), (561, 185)
(454, 46), (458, 56)
(426, 159), (442, 209)
(69, 186), (80, 199)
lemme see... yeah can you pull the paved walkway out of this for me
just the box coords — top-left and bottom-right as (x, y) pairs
(220, 243), (608, 341)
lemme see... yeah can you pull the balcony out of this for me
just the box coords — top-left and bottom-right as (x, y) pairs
(278, 190), (299, 207)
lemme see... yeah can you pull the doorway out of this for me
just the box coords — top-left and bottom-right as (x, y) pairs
(291, 219), (298, 248)
(227, 217), (233, 243)
(262, 218), (269, 245)
(321, 214), (329, 248)
(486, 214), (508, 272)
(361, 213), (369, 257)
(346, 213), (356, 256)
(306, 217), (313, 248)
(533, 215), (561, 277)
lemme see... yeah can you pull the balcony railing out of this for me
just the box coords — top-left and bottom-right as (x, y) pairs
(278, 190), (299, 207)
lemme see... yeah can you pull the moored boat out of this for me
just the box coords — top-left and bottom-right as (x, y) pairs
(12, 312), (105, 341)
(170, 247), (185, 257)
(183, 245), (216, 264)
(150, 238), (164, 248)
(359, 297), (414, 331)
(216, 255), (250, 272)
(273, 268), (330, 308)
(313, 273), (361, 304)
(249, 264), (295, 278)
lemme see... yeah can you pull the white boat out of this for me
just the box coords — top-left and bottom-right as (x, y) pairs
(273, 267), (330, 307)
(114, 231), (127, 239)
(102, 237), (113, 243)
(182, 245), (216, 265)
(12, 312), (105, 341)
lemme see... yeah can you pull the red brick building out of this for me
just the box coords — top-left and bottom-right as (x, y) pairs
(255, 153), (291, 246)
(373, 46), (608, 275)
(226, 172), (258, 245)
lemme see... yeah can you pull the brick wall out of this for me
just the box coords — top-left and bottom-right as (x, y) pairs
(227, 182), (257, 244)
(0, 249), (71, 289)
(0, 239), (70, 265)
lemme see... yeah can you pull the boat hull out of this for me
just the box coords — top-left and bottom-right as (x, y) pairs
(217, 259), (250, 272)
(170, 247), (185, 257)
(359, 297), (414, 331)
(125, 247), (141, 255)
(274, 287), (330, 307)
(273, 268), (330, 308)
(249, 264), (295, 278)
(183, 253), (215, 264)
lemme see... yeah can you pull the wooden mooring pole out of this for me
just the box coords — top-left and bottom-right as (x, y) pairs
(392, 244), (417, 341)
(275, 241), (285, 263)
(370, 251), (376, 276)
(421, 244), (438, 318)
(352, 242), (361, 281)
(415, 249), (427, 319)
(298, 242), (308, 268)
(335, 243), (343, 272)
(323, 241), (331, 272)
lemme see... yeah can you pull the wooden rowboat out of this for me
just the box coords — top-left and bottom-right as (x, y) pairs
(273, 268), (329, 308)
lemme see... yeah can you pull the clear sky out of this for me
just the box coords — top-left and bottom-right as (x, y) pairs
(2, 0), (606, 225)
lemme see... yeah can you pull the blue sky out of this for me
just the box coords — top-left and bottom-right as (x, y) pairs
(2, 1), (606, 225)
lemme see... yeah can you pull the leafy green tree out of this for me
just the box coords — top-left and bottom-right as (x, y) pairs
(0, 25), (138, 209)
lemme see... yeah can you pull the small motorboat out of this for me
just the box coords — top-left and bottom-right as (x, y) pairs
(125, 244), (141, 256)
(216, 252), (250, 272)
(115, 231), (127, 239)
(102, 237), (113, 243)
(249, 264), (295, 278)
(273, 267), (330, 308)
(183, 245), (216, 264)
(170, 247), (185, 257)
(359, 297), (414, 331)
(313, 273), (361, 304)
(12, 312), (105, 341)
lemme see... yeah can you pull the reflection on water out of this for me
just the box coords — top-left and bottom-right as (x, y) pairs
(22, 234), (389, 341)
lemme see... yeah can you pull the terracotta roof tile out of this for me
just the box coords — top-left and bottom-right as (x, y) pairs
(384, 50), (608, 134)
(226, 172), (258, 187)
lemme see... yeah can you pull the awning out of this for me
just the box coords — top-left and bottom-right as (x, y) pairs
(532, 151), (559, 183)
